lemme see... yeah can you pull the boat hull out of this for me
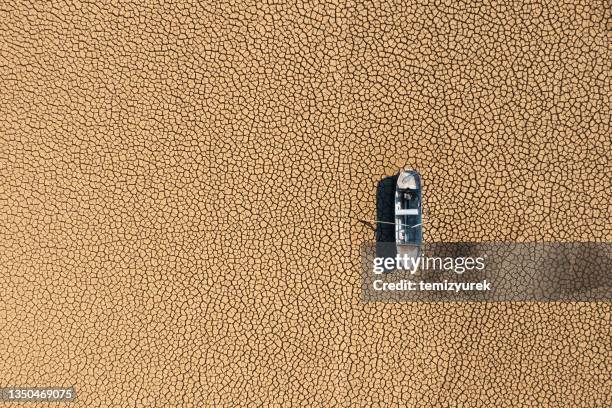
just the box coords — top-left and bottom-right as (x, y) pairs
(395, 169), (422, 247)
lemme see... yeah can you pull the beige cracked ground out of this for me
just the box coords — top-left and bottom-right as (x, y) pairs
(0, 1), (610, 407)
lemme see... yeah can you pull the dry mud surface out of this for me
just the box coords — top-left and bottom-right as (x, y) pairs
(0, 1), (610, 407)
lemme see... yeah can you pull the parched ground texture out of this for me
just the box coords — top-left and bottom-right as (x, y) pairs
(0, 0), (610, 407)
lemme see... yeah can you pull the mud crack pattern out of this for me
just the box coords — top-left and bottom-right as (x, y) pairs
(0, 0), (610, 407)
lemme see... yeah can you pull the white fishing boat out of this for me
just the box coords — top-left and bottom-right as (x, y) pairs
(395, 168), (422, 247)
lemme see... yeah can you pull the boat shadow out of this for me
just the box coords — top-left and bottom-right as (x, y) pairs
(375, 174), (398, 260)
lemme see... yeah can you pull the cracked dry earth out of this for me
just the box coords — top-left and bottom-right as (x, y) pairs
(0, 0), (610, 407)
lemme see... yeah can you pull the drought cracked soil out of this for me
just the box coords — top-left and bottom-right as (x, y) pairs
(0, 0), (610, 406)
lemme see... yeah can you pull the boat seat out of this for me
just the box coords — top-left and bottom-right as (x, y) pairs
(396, 209), (419, 215)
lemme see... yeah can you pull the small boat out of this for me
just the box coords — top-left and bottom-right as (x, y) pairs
(395, 168), (422, 246)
